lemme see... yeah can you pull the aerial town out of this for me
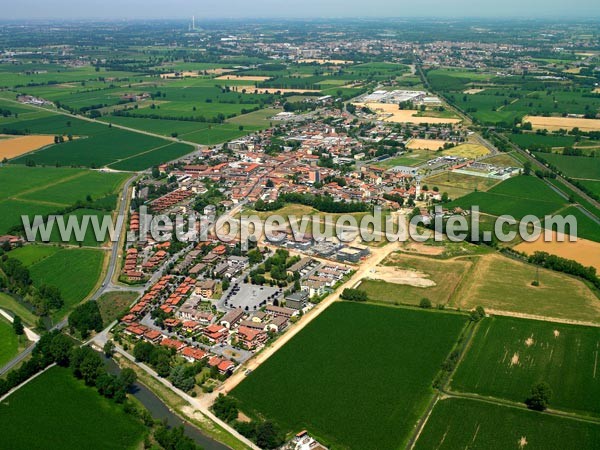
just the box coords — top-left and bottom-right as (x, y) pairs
(0, 10), (599, 450)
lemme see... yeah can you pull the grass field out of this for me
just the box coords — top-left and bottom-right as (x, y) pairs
(424, 171), (501, 199)
(0, 366), (146, 450)
(230, 302), (466, 450)
(414, 397), (600, 450)
(0, 315), (19, 367)
(533, 152), (600, 181)
(97, 291), (139, 327)
(11, 246), (105, 321)
(0, 165), (128, 234)
(451, 316), (600, 415)
(453, 254), (600, 322)
(358, 252), (473, 306)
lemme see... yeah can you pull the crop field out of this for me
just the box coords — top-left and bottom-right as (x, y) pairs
(424, 171), (501, 199)
(558, 206), (600, 243)
(2, 112), (181, 168)
(533, 152), (600, 180)
(359, 252), (473, 306)
(0, 165), (127, 234)
(0, 315), (19, 367)
(524, 115), (600, 132)
(579, 180), (600, 197)
(453, 254), (600, 322)
(414, 397), (600, 450)
(480, 152), (523, 167)
(451, 316), (600, 415)
(230, 302), (466, 450)
(11, 246), (105, 320)
(442, 143), (490, 158)
(107, 142), (194, 171)
(406, 138), (449, 150)
(514, 233), (600, 272)
(0, 134), (57, 159)
(508, 132), (577, 150)
(0, 366), (146, 450)
(446, 175), (566, 219)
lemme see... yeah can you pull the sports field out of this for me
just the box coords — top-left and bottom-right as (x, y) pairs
(414, 397), (600, 450)
(453, 254), (600, 322)
(451, 316), (600, 415)
(230, 302), (466, 450)
(0, 366), (146, 450)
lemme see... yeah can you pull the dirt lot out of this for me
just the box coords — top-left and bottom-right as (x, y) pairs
(355, 102), (461, 125)
(365, 265), (436, 287)
(215, 75), (272, 82)
(524, 115), (600, 132)
(514, 233), (600, 272)
(406, 138), (449, 150)
(0, 135), (57, 159)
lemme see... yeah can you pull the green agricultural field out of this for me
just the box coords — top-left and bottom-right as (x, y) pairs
(0, 315), (19, 367)
(107, 142), (194, 171)
(451, 316), (600, 415)
(447, 175), (566, 220)
(579, 180), (600, 197)
(97, 291), (139, 327)
(508, 132), (577, 149)
(414, 397), (600, 450)
(0, 165), (127, 234)
(11, 246), (105, 321)
(4, 112), (175, 168)
(533, 152), (600, 180)
(231, 302), (466, 450)
(19, 170), (129, 206)
(0, 366), (146, 450)
(560, 206), (600, 243)
(358, 253), (473, 306)
(424, 171), (501, 199)
(453, 254), (600, 322)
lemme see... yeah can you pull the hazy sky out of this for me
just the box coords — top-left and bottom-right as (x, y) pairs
(1, 0), (598, 20)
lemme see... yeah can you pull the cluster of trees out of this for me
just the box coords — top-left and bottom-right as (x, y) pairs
(0, 330), (134, 405)
(340, 288), (368, 302)
(528, 251), (599, 289)
(70, 345), (137, 403)
(249, 249), (299, 287)
(0, 255), (64, 316)
(212, 394), (285, 449)
(154, 424), (202, 450)
(254, 192), (370, 214)
(525, 382), (552, 411)
(68, 301), (103, 338)
(133, 341), (174, 377)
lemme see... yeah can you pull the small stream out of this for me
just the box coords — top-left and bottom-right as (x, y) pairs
(101, 354), (230, 450)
